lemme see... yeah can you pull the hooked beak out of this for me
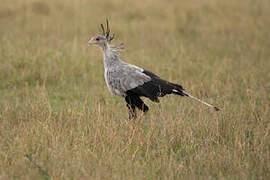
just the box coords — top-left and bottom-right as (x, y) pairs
(88, 38), (96, 46)
(88, 40), (92, 46)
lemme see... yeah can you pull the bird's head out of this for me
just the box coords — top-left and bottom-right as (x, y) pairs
(88, 19), (114, 48)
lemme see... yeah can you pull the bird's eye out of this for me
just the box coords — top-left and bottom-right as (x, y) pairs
(96, 37), (100, 41)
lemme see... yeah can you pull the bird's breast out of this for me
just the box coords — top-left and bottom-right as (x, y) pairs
(104, 69), (125, 97)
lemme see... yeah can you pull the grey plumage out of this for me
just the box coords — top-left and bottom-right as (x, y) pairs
(88, 20), (220, 119)
(104, 60), (149, 97)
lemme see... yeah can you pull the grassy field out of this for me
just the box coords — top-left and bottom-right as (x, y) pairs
(1, 0), (270, 179)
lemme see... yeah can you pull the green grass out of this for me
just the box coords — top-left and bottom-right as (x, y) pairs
(0, 0), (270, 179)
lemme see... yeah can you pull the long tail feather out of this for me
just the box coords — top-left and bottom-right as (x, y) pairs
(173, 90), (220, 111)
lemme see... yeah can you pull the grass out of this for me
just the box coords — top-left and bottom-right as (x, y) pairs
(0, 0), (270, 179)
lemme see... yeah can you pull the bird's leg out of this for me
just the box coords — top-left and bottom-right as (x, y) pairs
(125, 96), (137, 121)
(126, 103), (136, 120)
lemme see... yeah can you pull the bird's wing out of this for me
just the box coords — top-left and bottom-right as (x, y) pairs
(107, 63), (151, 92)
(120, 64), (151, 91)
(128, 69), (186, 102)
(108, 63), (186, 102)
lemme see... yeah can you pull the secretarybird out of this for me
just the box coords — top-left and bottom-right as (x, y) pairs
(88, 20), (219, 119)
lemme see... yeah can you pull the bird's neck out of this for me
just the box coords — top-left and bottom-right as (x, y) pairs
(101, 43), (121, 69)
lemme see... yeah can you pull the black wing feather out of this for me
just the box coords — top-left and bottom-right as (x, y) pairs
(127, 70), (186, 102)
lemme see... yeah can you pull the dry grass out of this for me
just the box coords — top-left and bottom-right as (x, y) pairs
(0, 0), (270, 179)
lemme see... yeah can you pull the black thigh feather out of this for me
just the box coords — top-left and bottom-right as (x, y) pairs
(125, 91), (149, 113)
